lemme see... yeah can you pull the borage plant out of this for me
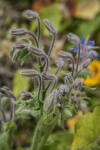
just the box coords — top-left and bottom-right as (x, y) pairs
(0, 9), (99, 150)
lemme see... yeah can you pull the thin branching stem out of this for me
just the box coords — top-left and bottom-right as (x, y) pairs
(48, 33), (56, 58)
(76, 43), (81, 73)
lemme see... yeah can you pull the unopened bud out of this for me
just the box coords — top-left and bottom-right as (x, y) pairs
(20, 90), (33, 100)
(55, 57), (64, 68)
(44, 19), (56, 34)
(58, 84), (68, 96)
(20, 69), (39, 78)
(88, 50), (98, 61)
(24, 9), (39, 20)
(42, 72), (57, 81)
(67, 33), (80, 44)
(28, 46), (45, 57)
(44, 90), (58, 111)
(58, 51), (73, 60)
(73, 79), (83, 91)
(9, 28), (28, 36)
(10, 42), (28, 58)
(81, 58), (91, 69)
(64, 73), (73, 85)
(0, 87), (16, 100)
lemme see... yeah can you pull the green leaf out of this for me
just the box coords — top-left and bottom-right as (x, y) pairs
(72, 106), (100, 150)
(80, 68), (93, 80)
(83, 85), (97, 91)
(0, 132), (9, 150)
(13, 69), (29, 97)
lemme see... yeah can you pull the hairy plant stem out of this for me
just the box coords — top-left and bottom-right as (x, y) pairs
(37, 115), (59, 150)
(48, 33), (56, 58)
(31, 117), (43, 150)
(37, 17), (41, 43)
(76, 43), (80, 73)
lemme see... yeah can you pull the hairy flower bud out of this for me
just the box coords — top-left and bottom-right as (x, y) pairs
(88, 50), (98, 61)
(58, 84), (68, 96)
(64, 73), (73, 85)
(9, 28), (28, 36)
(20, 90), (33, 100)
(81, 58), (91, 69)
(55, 57), (64, 68)
(0, 87), (16, 100)
(28, 46), (49, 72)
(44, 19), (56, 34)
(44, 90), (58, 111)
(67, 33), (80, 44)
(20, 69), (42, 101)
(10, 42), (28, 58)
(58, 51), (75, 75)
(20, 69), (39, 77)
(24, 9), (39, 20)
(73, 79), (83, 91)
(28, 46), (45, 56)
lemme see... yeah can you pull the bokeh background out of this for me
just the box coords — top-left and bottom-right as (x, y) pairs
(0, 0), (100, 149)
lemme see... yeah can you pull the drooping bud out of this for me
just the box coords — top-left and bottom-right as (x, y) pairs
(44, 90), (58, 111)
(73, 79), (83, 91)
(0, 87), (16, 100)
(88, 50), (98, 61)
(64, 73), (73, 85)
(58, 84), (68, 96)
(28, 46), (49, 72)
(20, 69), (39, 78)
(24, 9), (39, 20)
(28, 46), (45, 57)
(20, 90), (33, 100)
(42, 72), (57, 91)
(44, 19), (56, 34)
(67, 33), (80, 44)
(10, 42), (28, 58)
(55, 57), (64, 68)
(9, 28), (28, 36)
(58, 51), (75, 76)
(81, 58), (91, 69)
(20, 69), (42, 101)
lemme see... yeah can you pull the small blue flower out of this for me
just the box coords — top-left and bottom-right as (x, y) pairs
(70, 35), (95, 52)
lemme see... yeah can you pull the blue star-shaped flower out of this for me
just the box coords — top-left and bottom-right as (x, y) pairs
(70, 35), (95, 52)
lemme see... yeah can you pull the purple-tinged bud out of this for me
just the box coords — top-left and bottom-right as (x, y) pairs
(20, 69), (42, 101)
(73, 79), (83, 91)
(9, 28), (28, 36)
(24, 9), (39, 20)
(58, 51), (75, 76)
(44, 19), (56, 34)
(10, 42), (28, 58)
(55, 57), (64, 68)
(0, 87), (16, 100)
(88, 50), (98, 61)
(20, 69), (39, 78)
(67, 33), (80, 44)
(20, 90), (33, 100)
(64, 73), (73, 85)
(42, 72), (57, 91)
(28, 46), (45, 57)
(28, 46), (49, 72)
(58, 84), (68, 96)
(42, 72), (57, 81)
(44, 90), (58, 111)
(81, 58), (91, 70)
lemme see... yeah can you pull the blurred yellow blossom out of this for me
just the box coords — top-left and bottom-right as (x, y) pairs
(83, 60), (100, 86)
(67, 112), (82, 128)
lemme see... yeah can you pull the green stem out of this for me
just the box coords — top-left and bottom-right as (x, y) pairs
(31, 117), (43, 150)
(38, 115), (59, 150)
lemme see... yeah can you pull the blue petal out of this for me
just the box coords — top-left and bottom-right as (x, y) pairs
(87, 40), (95, 47)
(70, 46), (78, 52)
(80, 34), (85, 45)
